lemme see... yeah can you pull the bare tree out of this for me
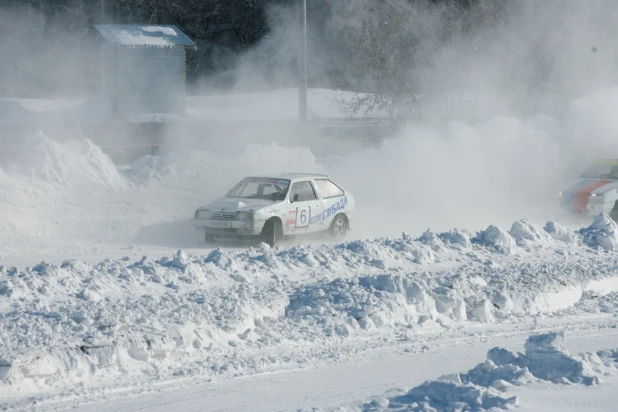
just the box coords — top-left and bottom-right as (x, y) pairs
(329, 0), (509, 118)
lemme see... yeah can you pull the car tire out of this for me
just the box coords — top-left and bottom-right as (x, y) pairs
(205, 233), (215, 245)
(330, 214), (348, 239)
(262, 219), (281, 247)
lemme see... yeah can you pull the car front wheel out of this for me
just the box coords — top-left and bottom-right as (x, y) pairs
(262, 219), (281, 247)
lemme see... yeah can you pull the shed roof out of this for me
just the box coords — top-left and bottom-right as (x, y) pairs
(94, 24), (196, 48)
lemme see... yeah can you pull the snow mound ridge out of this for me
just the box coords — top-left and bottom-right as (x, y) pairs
(5, 131), (126, 188)
(4, 218), (618, 391)
(509, 219), (554, 246)
(353, 332), (618, 411)
(285, 274), (441, 334)
(579, 212), (618, 250)
(437, 229), (472, 249)
(472, 224), (516, 254)
(544, 220), (581, 244)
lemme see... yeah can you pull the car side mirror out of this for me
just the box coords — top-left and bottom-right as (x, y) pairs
(293, 194), (299, 203)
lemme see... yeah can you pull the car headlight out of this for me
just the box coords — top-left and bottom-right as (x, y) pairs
(591, 193), (603, 198)
(236, 211), (254, 221)
(195, 210), (210, 219)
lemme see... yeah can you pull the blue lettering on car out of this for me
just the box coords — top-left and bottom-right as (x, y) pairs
(310, 196), (348, 224)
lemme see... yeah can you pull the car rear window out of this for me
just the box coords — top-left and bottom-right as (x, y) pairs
(315, 179), (344, 198)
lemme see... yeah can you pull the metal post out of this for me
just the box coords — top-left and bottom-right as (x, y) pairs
(100, 0), (106, 22)
(298, 0), (308, 122)
(39, 0), (45, 31)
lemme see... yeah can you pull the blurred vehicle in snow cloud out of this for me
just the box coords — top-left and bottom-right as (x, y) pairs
(192, 173), (355, 246)
(560, 159), (618, 220)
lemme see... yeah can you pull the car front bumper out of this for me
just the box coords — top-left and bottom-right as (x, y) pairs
(191, 218), (266, 237)
(560, 196), (613, 216)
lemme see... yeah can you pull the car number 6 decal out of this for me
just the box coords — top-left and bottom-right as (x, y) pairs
(296, 206), (311, 228)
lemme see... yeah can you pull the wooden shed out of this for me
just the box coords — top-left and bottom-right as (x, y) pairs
(93, 24), (197, 116)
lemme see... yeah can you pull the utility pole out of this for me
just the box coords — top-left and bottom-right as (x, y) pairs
(100, 0), (106, 22)
(298, 0), (308, 122)
(39, 0), (45, 31)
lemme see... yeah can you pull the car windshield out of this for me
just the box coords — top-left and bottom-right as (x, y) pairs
(225, 177), (290, 201)
(580, 161), (618, 179)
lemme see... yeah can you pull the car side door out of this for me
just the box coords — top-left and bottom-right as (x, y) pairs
(312, 178), (349, 230)
(286, 180), (323, 234)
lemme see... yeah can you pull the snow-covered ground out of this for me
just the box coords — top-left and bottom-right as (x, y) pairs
(5, 86), (618, 410)
(4, 157), (618, 411)
(3, 222), (618, 411)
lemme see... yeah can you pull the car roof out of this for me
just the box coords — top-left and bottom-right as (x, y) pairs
(248, 173), (331, 181)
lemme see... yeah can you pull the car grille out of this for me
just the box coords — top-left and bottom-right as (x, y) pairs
(211, 212), (237, 220)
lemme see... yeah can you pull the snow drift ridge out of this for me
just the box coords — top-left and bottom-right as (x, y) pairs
(2, 214), (618, 393)
(349, 332), (618, 412)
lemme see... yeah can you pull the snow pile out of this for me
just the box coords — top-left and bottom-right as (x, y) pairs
(472, 225), (517, 254)
(396, 234), (436, 264)
(4, 131), (126, 188)
(351, 332), (618, 412)
(544, 221), (581, 244)
(437, 229), (472, 249)
(0, 138), (322, 247)
(361, 381), (517, 412)
(509, 219), (554, 247)
(285, 274), (440, 335)
(578, 212), (618, 251)
(3, 219), (618, 391)
(416, 230), (447, 253)
(0, 252), (288, 386)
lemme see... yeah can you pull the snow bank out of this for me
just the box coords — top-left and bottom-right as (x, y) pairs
(472, 225), (517, 254)
(437, 229), (472, 249)
(351, 332), (618, 412)
(579, 212), (618, 251)
(286, 273), (440, 335)
(0, 138), (321, 246)
(5, 131), (126, 188)
(509, 219), (554, 247)
(4, 219), (618, 391)
(544, 221), (581, 244)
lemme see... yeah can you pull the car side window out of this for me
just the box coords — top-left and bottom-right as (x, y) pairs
(315, 179), (344, 198)
(289, 181), (317, 202)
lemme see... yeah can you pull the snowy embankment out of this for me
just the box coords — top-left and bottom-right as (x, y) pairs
(2, 213), (618, 395)
(0, 130), (320, 256)
(337, 332), (618, 412)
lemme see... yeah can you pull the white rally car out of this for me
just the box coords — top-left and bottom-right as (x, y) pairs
(191, 173), (355, 246)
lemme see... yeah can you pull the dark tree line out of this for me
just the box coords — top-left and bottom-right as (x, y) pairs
(1, 0), (507, 116)
(1, 0), (272, 90)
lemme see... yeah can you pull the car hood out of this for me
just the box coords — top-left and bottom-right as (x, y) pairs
(198, 197), (278, 212)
